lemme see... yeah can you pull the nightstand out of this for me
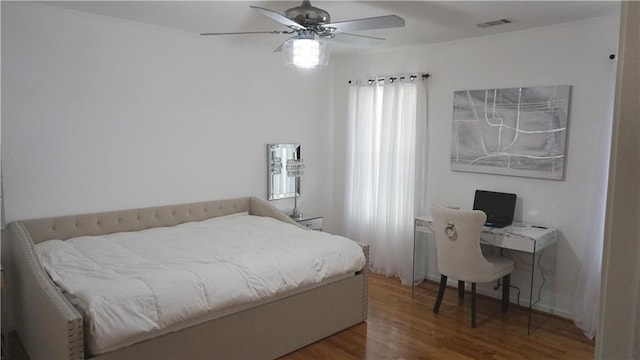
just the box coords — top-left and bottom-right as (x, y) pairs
(295, 214), (323, 231)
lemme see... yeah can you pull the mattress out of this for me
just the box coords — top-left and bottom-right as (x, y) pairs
(35, 213), (366, 354)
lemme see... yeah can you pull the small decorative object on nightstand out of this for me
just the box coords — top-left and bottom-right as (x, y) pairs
(286, 158), (305, 220)
(295, 214), (323, 231)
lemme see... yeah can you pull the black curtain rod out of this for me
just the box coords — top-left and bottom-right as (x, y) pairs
(348, 73), (430, 84)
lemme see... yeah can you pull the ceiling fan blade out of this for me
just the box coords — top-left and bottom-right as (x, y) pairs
(329, 33), (386, 46)
(200, 30), (291, 36)
(323, 15), (405, 33)
(250, 6), (307, 30)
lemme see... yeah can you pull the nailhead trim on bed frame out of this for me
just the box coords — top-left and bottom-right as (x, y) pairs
(10, 221), (85, 359)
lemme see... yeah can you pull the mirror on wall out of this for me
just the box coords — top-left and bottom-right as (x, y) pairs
(267, 143), (301, 200)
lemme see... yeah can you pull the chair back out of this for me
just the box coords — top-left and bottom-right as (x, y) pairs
(431, 204), (494, 283)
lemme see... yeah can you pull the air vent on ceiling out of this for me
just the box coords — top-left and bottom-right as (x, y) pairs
(477, 18), (513, 28)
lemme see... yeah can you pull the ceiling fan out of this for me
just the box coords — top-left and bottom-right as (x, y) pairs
(201, 1), (405, 68)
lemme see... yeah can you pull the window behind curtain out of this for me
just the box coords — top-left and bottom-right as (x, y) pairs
(344, 78), (428, 284)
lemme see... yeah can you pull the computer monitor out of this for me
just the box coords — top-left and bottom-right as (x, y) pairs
(472, 190), (517, 228)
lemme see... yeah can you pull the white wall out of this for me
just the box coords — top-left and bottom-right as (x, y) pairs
(332, 15), (620, 317)
(1, 2), (334, 221)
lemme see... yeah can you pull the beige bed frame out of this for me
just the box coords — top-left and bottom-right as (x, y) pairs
(9, 197), (369, 359)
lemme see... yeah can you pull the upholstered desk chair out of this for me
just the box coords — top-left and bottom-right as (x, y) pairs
(431, 204), (515, 327)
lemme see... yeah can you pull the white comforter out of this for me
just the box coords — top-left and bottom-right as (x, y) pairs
(36, 213), (365, 353)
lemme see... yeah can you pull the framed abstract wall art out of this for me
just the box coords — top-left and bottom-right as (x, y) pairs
(450, 85), (571, 180)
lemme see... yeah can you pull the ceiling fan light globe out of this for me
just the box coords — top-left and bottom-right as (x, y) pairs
(284, 39), (329, 69)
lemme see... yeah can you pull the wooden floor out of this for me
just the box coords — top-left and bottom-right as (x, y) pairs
(7, 273), (593, 360)
(281, 273), (594, 360)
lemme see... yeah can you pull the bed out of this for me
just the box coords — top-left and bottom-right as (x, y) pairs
(8, 197), (369, 359)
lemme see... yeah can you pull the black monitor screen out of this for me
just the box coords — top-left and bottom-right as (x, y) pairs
(472, 190), (517, 223)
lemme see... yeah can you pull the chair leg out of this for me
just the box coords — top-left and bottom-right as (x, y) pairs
(502, 274), (511, 313)
(458, 280), (465, 300)
(471, 283), (477, 328)
(433, 275), (448, 313)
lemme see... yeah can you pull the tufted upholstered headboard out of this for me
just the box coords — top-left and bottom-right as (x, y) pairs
(21, 197), (300, 244)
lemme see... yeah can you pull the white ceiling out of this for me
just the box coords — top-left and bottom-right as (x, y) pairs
(40, 1), (619, 54)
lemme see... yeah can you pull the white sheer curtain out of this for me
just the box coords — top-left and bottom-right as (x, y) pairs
(344, 77), (428, 284)
(572, 77), (615, 339)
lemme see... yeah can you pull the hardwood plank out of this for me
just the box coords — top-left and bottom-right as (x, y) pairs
(280, 273), (594, 360)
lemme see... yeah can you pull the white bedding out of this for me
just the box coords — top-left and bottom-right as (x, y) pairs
(35, 213), (366, 354)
